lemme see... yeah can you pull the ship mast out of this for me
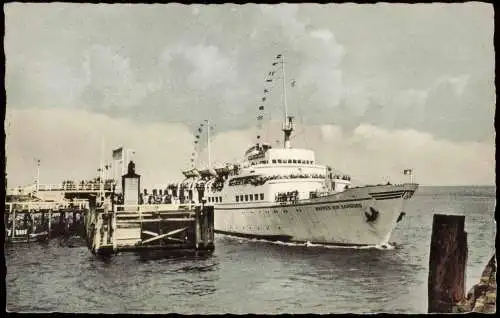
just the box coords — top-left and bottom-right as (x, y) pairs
(279, 53), (293, 149)
(207, 119), (211, 168)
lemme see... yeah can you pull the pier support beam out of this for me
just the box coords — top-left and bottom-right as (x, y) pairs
(428, 214), (468, 313)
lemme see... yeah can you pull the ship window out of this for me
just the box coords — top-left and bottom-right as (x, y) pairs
(272, 159), (276, 163)
(236, 196), (239, 202)
(240, 195), (243, 201)
(311, 161), (314, 164)
(293, 159), (297, 163)
(288, 159), (292, 163)
(260, 193), (264, 200)
(245, 195), (248, 201)
(278, 159), (282, 163)
(219, 196), (222, 202)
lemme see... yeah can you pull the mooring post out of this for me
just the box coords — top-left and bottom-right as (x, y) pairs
(41, 210), (46, 233)
(59, 210), (65, 236)
(203, 206), (209, 247)
(48, 209), (52, 239)
(428, 214), (468, 313)
(12, 207), (16, 239)
(194, 205), (201, 249)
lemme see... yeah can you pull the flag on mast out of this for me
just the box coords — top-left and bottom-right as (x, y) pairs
(403, 169), (412, 175)
(112, 147), (123, 160)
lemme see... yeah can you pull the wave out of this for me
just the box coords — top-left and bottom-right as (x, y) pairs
(217, 233), (397, 250)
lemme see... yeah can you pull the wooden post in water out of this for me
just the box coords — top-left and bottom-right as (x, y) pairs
(202, 206), (209, 247)
(194, 205), (201, 249)
(428, 214), (468, 313)
(48, 209), (52, 239)
(12, 207), (16, 239)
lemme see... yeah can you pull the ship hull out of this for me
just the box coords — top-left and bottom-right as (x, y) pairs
(214, 183), (417, 246)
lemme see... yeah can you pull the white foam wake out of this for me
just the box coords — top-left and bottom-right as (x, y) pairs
(217, 234), (397, 250)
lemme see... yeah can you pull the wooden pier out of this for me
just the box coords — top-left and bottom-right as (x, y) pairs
(84, 202), (214, 255)
(84, 160), (215, 256)
(4, 200), (88, 244)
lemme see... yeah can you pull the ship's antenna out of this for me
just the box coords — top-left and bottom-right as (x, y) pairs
(206, 119), (211, 168)
(99, 138), (105, 200)
(281, 54), (288, 124)
(277, 53), (293, 149)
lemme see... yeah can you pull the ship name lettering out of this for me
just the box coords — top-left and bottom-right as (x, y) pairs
(315, 203), (362, 211)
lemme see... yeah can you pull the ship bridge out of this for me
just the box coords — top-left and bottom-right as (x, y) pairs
(246, 147), (316, 166)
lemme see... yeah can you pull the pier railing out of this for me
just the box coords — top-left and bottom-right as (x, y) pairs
(38, 183), (114, 192)
(5, 200), (89, 213)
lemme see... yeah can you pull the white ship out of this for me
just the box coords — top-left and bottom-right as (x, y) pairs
(180, 54), (418, 246)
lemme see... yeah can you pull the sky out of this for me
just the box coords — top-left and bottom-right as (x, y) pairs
(4, 3), (495, 188)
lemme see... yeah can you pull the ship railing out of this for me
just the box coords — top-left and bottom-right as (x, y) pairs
(113, 203), (196, 214)
(37, 184), (64, 191)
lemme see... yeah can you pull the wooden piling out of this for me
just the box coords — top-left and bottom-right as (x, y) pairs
(48, 209), (52, 239)
(428, 214), (468, 313)
(12, 207), (16, 239)
(194, 205), (201, 249)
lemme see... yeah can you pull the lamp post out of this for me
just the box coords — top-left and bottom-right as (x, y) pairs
(35, 158), (40, 194)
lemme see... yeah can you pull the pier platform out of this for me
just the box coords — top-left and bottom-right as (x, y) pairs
(84, 202), (214, 255)
(5, 200), (88, 244)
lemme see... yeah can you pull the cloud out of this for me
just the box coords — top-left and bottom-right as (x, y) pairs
(5, 108), (494, 188)
(81, 44), (163, 110)
(160, 43), (237, 90)
(5, 108), (195, 189)
(310, 28), (334, 42)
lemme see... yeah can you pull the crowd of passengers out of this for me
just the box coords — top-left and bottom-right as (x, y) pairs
(275, 190), (299, 203)
(61, 178), (115, 190)
(228, 173), (327, 187)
